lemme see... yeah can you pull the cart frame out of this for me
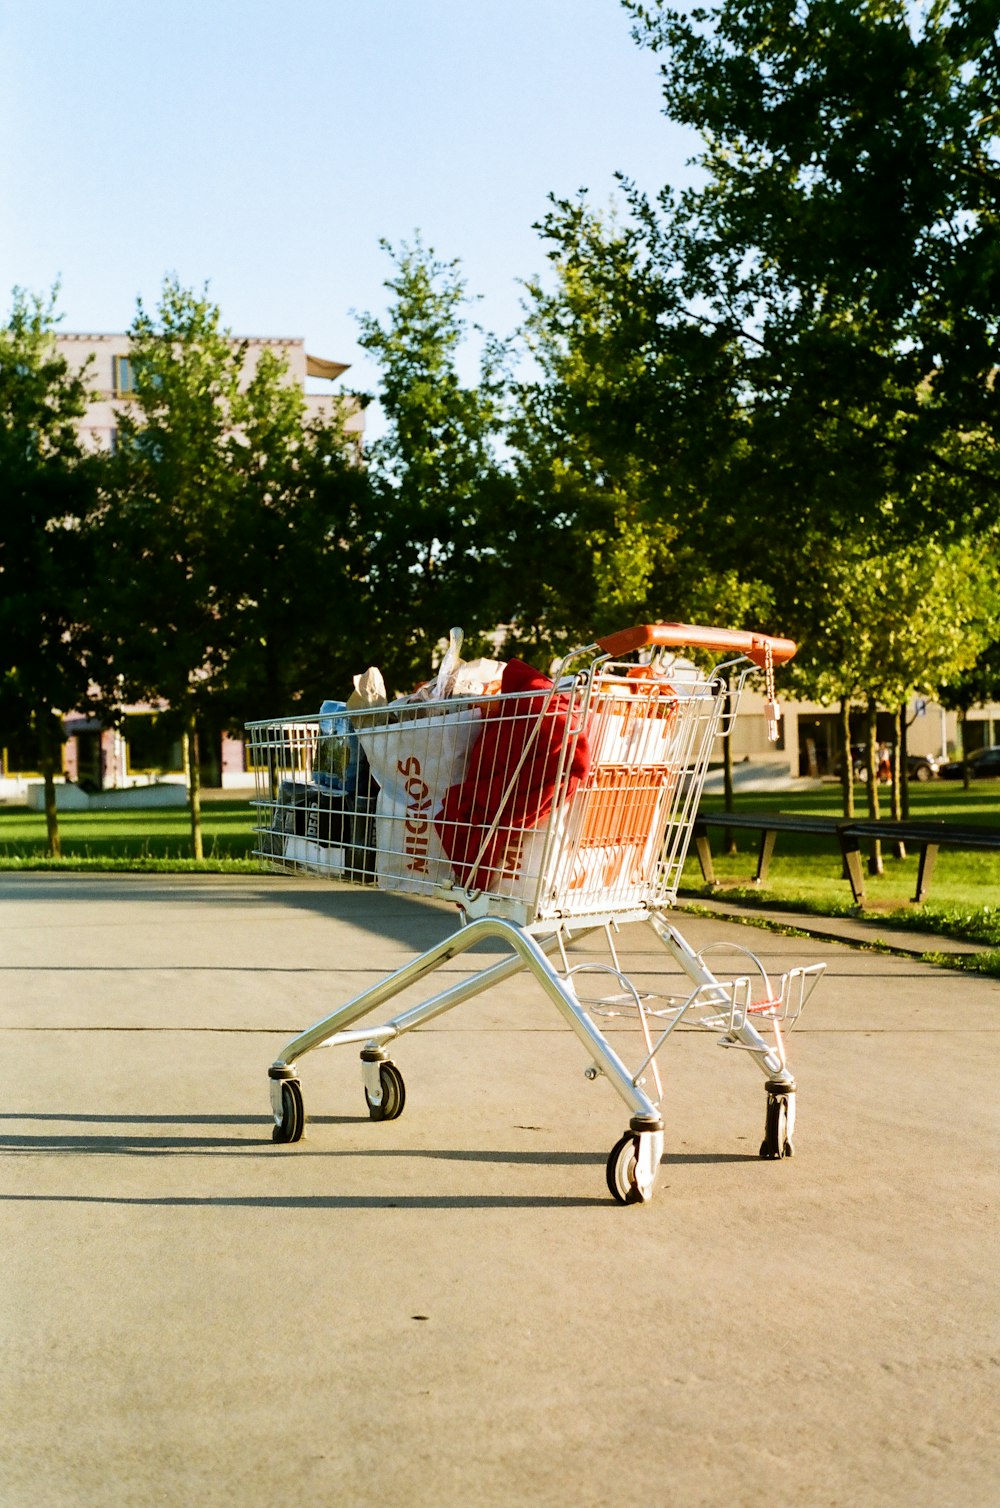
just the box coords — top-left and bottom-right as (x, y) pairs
(247, 622), (824, 1203)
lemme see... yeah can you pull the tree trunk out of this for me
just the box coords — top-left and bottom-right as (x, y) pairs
(890, 706), (906, 858)
(722, 671), (736, 854)
(184, 710), (204, 860)
(899, 701), (911, 821)
(959, 707), (971, 790)
(865, 697), (882, 875)
(36, 710), (62, 859)
(890, 709), (902, 821)
(839, 699), (854, 818)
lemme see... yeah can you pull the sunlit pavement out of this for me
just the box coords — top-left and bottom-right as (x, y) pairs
(1, 873), (996, 1507)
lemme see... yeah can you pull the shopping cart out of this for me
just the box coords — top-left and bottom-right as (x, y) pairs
(247, 622), (824, 1203)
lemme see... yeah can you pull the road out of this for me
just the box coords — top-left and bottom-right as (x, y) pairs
(1, 873), (996, 1507)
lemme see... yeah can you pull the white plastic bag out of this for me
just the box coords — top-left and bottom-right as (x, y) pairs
(401, 629), (506, 704)
(431, 627), (465, 700)
(449, 657), (505, 698)
(345, 630), (503, 892)
(357, 704), (481, 894)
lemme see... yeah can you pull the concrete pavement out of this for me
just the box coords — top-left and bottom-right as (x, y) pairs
(1, 872), (997, 1507)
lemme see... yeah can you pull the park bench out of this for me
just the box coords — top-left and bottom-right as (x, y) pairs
(691, 811), (1000, 905)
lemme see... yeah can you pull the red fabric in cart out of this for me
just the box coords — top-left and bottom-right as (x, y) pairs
(435, 659), (590, 889)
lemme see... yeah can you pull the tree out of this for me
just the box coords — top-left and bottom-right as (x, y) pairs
(98, 276), (375, 851)
(355, 236), (513, 692)
(857, 536), (1000, 826)
(784, 527), (999, 836)
(98, 277), (248, 858)
(618, 0), (1000, 810)
(508, 195), (775, 661)
(626, 0), (1000, 532)
(0, 286), (98, 856)
(222, 349), (373, 721)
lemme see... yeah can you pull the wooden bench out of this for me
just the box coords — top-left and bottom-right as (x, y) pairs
(840, 818), (1000, 904)
(691, 812), (843, 889)
(691, 811), (1000, 904)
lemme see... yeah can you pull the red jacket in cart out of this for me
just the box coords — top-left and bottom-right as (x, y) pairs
(435, 658), (591, 890)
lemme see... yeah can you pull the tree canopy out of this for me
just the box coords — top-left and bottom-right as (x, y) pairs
(4, 2), (1000, 842)
(626, 0), (1000, 528)
(355, 236), (513, 691)
(612, 0), (1000, 802)
(92, 277), (376, 853)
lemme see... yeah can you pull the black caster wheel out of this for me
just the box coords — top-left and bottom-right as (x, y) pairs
(606, 1132), (644, 1205)
(759, 1090), (793, 1160)
(272, 1077), (305, 1143)
(365, 1060), (406, 1121)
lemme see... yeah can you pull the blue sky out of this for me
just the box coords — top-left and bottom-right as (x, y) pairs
(0, 0), (699, 405)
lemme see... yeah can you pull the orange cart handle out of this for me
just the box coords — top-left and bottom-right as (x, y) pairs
(595, 622), (797, 668)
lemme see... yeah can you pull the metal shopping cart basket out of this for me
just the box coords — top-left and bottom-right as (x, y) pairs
(246, 622), (824, 1203)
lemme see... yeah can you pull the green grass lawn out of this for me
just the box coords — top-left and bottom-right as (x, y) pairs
(2, 780), (998, 959)
(0, 798), (259, 869)
(687, 781), (1000, 954)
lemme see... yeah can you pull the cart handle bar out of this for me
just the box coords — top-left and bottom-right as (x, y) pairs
(595, 622), (797, 668)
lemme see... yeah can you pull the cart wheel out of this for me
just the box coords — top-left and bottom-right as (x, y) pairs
(606, 1133), (646, 1205)
(759, 1091), (793, 1160)
(365, 1061), (406, 1122)
(272, 1078), (305, 1144)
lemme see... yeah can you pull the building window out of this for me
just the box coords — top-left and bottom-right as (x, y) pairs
(112, 354), (136, 396)
(124, 714), (184, 775)
(2, 728), (45, 777)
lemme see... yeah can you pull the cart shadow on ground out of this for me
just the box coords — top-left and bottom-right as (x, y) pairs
(0, 1109), (756, 1213)
(0, 1191), (614, 1209)
(0, 872), (492, 957)
(0, 1112), (756, 1163)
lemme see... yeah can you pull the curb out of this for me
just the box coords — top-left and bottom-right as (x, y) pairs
(676, 894), (985, 959)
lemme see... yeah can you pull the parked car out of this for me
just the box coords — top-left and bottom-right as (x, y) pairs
(908, 752), (942, 782)
(939, 746), (1000, 780)
(836, 744), (940, 782)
